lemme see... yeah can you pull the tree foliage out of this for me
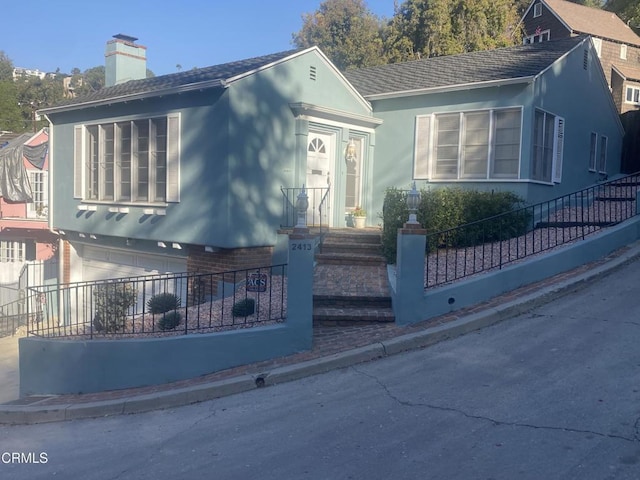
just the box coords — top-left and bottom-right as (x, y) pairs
(384, 0), (521, 62)
(605, 0), (640, 34)
(293, 0), (386, 70)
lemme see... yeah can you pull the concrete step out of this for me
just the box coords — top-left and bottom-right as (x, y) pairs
(313, 305), (395, 326)
(319, 241), (382, 256)
(315, 252), (386, 266)
(313, 294), (392, 309)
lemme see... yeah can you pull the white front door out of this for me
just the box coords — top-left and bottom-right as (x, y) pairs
(306, 132), (334, 226)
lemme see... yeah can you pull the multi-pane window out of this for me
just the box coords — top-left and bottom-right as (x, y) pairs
(598, 136), (608, 173)
(74, 115), (179, 204)
(524, 30), (550, 44)
(27, 171), (48, 218)
(414, 108), (522, 181)
(626, 86), (640, 105)
(532, 109), (564, 183)
(0, 241), (25, 262)
(589, 132), (597, 171)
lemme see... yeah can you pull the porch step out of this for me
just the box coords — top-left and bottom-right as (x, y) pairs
(313, 228), (393, 325)
(315, 252), (386, 266)
(313, 306), (395, 326)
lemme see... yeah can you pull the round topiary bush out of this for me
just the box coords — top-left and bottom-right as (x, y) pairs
(232, 298), (255, 317)
(147, 292), (181, 314)
(156, 311), (182, 331)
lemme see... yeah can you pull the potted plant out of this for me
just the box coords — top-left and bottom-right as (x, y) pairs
(352, 206), (366, 229)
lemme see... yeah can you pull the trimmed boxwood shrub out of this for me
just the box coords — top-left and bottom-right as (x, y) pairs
(157, 311), (182, 331)
(147, 292), (181, 314)
(232, 298), (255, 317)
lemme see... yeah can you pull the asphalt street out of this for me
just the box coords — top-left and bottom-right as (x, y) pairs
(1, 257), (639, 479)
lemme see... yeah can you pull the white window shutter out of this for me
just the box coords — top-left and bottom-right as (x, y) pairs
(74, 125), (83, 198)
(166, 114), (181, 202)
(414, 115), (431, 179)
(552, 116), (564, 183)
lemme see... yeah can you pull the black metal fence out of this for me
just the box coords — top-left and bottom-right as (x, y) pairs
(281, 186), (330, 228)
(27, 264), (287, 339)
(0, 296), (29, 338)
(425, 173), (640, 288)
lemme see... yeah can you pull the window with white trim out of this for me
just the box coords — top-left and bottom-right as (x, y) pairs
(74, 114), (180, 204)
(0, 241), (25, 262)
(414, 107), (521, 180)
(589, 132), (597, 171)
(626, 86), (640, 105)
(598, 136), (607, 173)
(533, 3), (542, 17)
(524, 30), (550, 44)
(26, 171), (48, 219)
(620, 44), (627, 60)
(532, 109), (564, 183)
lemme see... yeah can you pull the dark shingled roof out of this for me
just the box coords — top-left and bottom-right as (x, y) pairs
(43, 48), (304, 113)
(345, 36), (586, 98)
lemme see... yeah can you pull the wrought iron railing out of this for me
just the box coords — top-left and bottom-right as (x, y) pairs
(27, 264), (287, 339)
(0, 295), (29, 338)
(280, 186), (330, 228)
(425, 173), (640, 288)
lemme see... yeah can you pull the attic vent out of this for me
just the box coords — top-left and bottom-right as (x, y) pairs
(583, 49), (588, 70)
(309, 66), (317, 81)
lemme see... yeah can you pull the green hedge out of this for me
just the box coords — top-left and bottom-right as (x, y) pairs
(381, 187), (530, 263)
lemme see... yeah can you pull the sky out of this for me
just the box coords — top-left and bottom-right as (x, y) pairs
(1, 0), (396, 77)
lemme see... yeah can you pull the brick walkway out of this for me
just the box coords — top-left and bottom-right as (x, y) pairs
(9, 243), (631, 408)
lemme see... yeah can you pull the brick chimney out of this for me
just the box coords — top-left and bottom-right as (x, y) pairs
(105, 34), (147, 87)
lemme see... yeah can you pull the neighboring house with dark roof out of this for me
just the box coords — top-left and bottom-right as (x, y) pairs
(41, 36), (379, 284)
(346, 36), (623, 217)
(521, 0), (640, 113)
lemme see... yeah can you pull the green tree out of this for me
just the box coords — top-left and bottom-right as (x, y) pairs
(0, 51), (13, 82)
(606, 0), (640, 34)
(293, 0), (387, 70)
(384, 0), (521, 62)
(0, 81), (23, 132)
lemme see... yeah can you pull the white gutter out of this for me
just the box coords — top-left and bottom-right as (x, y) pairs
(364, 76), (535, 101)
(41, 79), (227, 115)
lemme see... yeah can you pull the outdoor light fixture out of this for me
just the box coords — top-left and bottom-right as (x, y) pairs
(295, 184), (309, 229)
(406, 181), (420, 225)
(345, 139), (357, 165)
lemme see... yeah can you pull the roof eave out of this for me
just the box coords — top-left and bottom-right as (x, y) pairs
(362, 76), (535, 101)
(40, 79), (228, 115)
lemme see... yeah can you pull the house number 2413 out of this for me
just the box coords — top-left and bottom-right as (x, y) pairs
(291, 242), (312, 251)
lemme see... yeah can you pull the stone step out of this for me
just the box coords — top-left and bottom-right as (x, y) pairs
(313, 294), (392, 309)
(321, 230), (382, 244)
(315, 252), (386, 266)
(313, 306), (395, 326)
(319, 241), (382, 256)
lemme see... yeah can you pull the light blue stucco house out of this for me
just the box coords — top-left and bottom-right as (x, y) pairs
(346, 35), (624, 219)
(41, 34), (623, 282)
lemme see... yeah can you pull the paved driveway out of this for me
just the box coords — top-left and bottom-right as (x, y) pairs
(0, 335), (19, 404)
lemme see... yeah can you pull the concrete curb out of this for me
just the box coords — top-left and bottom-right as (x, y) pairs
(1, 243), (639, 425)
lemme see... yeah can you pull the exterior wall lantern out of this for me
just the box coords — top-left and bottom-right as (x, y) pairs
(406, 181), (420, 225)
(345, 139), (357, 166)
(295, 184), (309, 229)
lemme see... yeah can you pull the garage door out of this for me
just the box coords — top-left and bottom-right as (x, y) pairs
(82, 246), (187, 282)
